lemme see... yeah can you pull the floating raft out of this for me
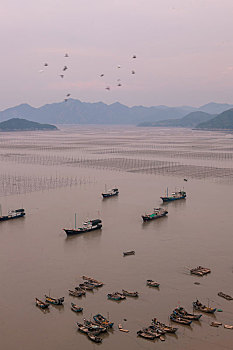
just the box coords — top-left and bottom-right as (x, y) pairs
(190, 266), (211, 276)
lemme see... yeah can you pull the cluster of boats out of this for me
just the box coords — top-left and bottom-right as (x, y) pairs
(77, 314), (114, 343)
(137, 318), (177, 341)
(35, 295), (65, 309)
(190, 266), (211, 276)
(170, 307), (202, 326)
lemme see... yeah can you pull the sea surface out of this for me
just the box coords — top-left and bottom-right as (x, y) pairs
(0, 126), (233, 350)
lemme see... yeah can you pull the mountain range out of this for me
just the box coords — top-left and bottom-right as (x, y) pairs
(0, 100), (233, 125)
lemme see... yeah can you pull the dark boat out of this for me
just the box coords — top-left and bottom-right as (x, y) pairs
(147, 280), (160, 288)
(142, 208), (168, 222)
(35, 298), (49, 309)
(193, 300), (216, 314)
(174, 307), (202, 320)
(102, 187), (119, 198)
(84, 319), (107, 333)
(170, 314), (192, 325)
(137, 330), (156, 340)
(77, 323), (90, 334)
(71, 302), (83, 312)
(87, 332), (102, 343)
(83, 280), (102, 288)
(82, 276), (104, 286)
(0, 207), (25, 222)
(107, 292), (126, 301)
(79, 283), (95, 291)
(123, 250), (135, 256)
(74, 287), (86, 295)
(152, 319), (177, 334)
(218, 292), (233, 301)
(148, 324), (166, 335)
(44, 295), (64, 305)
(161, 189), (186, 202)
(122, 289), (138, 297)
(93, 314), (114, 328)
(69, 289), (84, 297)
(142, 328), (161, 338)
(190, 266), (211, 276)
(64, 218), (102, 235)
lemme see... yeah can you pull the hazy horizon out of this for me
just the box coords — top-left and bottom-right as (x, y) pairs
(1, 0), (233, 109)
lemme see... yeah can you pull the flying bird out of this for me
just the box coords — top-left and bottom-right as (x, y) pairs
(105, 86), (110, 90)
(66, 93), (71, 97)
(63, 66), (68, 71)
(44, 63), (48, 66)
(59, 74), (64, 78)
(100, 74), (104, 77)
(132, 55), (136, 59)
(131, 70), (135, 74)
(117, 83), (122, 87)
(64, 53), (69, 57)
(117, 65), (121, 69)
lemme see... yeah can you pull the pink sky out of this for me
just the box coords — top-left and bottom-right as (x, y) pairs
(1, 0), (233, 109)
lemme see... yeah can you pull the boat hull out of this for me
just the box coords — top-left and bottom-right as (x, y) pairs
(160, 196), (186, 202)
(0, 212), (25, 221)
(64, 224), (102, 235)
(142, 212), (168, 222)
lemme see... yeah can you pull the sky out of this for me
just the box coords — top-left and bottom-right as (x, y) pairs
(1, 0), (233, 110)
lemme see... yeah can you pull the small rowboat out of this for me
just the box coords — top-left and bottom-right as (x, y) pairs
(44, 295), (64, 305)
(142, 327), (161, 337)
(174, 307), (202, 320)
(122, 289), (138, 297)
(69, 289), (83, 297)
(107, 292), (126, 301)
(224, 324), (233, 329)
(210, 322), (222, 327)
(79, 283), (94, 291)
(87, 332), (102, 343)
(35, 298), (49, 309)
(218, 292), (233, 301)
(84, 319), (107, 333)
(123, 251), (135, 256)
(151, 319), (177, 334)
(71, 302), (83, 312)
(147, 280), (160, 288)
(93, 314), (114, 328)
(74, 287), (86, 295)
(82, 276), (103, 285)
(118, 324), (129, 332)
(77, 323), (90, 334)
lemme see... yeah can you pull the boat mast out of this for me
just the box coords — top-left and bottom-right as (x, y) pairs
(75, 213), (77, 229)
(167, 187), (168, 197)
(0, 204), (2, 217)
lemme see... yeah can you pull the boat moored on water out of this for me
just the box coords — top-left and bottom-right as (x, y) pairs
(107, 292), (126, 301)
(147, 280), (160, 288)
(170, 314), (192, 325)
(102, 187), (119, 198)
(142, 208), (168, 222)
(123, 250), (135, 256)
(87, 332), (102, 343)
(173, 307), (202, 320)
(35, 298), (49, 309)
(0, 206), (25, 222)
(122, 289), (139, 297)
(71, 302), (83, 312)
(93, 314), (114, 328)
(64, 218), (102, 235)
(161, 189), (186, 202)
(193, 300), (216, 313)
(44, 295), (64, 305)
(137, 330), (156, 340)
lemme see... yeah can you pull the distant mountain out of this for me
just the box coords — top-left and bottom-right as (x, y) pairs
(196, 108), (233, 130)
(0, 100), (232, 125)
(138, 111), (215, 128)
(0, 118), (58, 131)
(198, 102), (233, 114)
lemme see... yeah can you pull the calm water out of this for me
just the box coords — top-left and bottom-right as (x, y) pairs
(0, 126), (233, 350)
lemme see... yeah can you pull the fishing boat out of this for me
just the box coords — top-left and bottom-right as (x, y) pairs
(142, 328), (161, 338)
(71, 302), (83, 312)
(79, 283), (95, 291)
(69, 289), (84, 297)
(151, 319), (177, 334)
(148, 325), (166, 335)
(190, 266), (211, 276)
(77, 323), (90, 334)
(224, 324), (233, 329)
(142, 208), (168, 222)
(161, 189), (186, 202)
(82, 276), (104, 285)
(102, 187), (119, 198)
(84, 319), (107, 333)
(74, 287), (86, 295)
(122, 289), (138, 297)
(193, 300), (216, 313)
(0, 206), (25, 222)
(210, 322), (222, 327)
(35, 298), (49, 309)
(173, 307), (202, 320)
(170, 314), (192, 325)
(147, 280), (160, 288)
(137, 330), (156, 340)
(83, 280), (102, 288)
(218, 292), (233, 300)
(63, 213), (102, 235)
(87, 332), (102, 343)
(123, 250), (135, 256)
(93, 314), (114, 328)
(107, 292), (126, 301)
(44, 295), (64, 305)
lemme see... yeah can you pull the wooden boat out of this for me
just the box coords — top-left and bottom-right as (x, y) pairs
(74, 287), (86, 295)
(79, 283), (95, 291)
(151, 320), (177, 334)
(210, 322), (222, 327)
(69, 289), (83, 297)
(35, 298), (49, 309)
(107, 292), (126, 301)
(82, 276), (103, 285)
(218, 292), (233, 300)
(170, 314), (192, 325)
(44, 295), (64, 305)
(87, 332), (102, 343)
(118, 324), (129, 332)
(137, 330), (156, 340)
(148, 325), (166, 335)
(83, 280), (102, 288)
(123, 250), (135, 256)
(174, 307), (202, 320)
(224, 324), (233, 329)
(190, 266), (211, 276)
(77, 323), (90, 334)
(71, 302), (83, 312)
(193, 300), (216, 314)
(84, 319), (107, 333)
(122, 289), (138, 297)
(147, 280), (160, 288)
(93, 314), (114, 328)
(142, 327), (161, 337)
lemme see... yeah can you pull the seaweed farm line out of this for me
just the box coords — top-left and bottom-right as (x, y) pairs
(1, 126), (233, 350)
